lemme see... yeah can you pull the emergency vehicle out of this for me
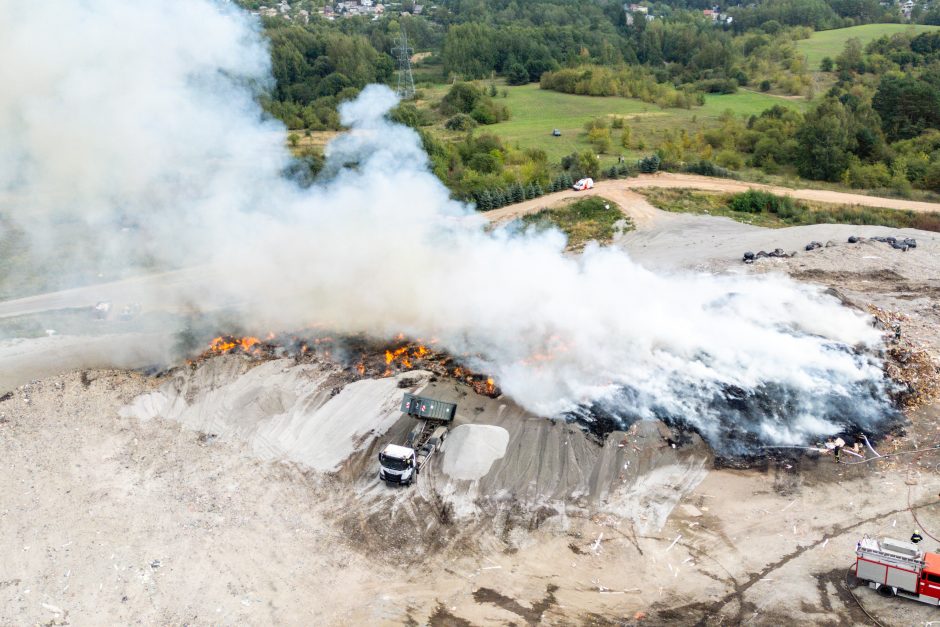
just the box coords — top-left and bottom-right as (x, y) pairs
(854, 536), (940, 605)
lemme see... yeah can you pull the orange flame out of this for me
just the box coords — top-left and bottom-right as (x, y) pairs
(380, 342), (432, 371)
(208, 336), (263, 355)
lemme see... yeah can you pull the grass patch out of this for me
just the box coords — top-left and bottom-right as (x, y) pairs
(520, 196), (632, 250)
(418, 83), (808, 168)
(796, 24), (940, 69)
(639, 188), (940, 232)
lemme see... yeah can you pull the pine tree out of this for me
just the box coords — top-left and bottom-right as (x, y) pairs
(533, 182), (544, 197)
(477, 190), (492, 211)
(511, 183), (525, 203)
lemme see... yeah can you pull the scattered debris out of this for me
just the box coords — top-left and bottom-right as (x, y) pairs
(742, 248), (795, 264)
(665, 534), (682, 552)
(805, 241), (823, 251)
(848, 235), (917, 251)
(868, 306), (940, 408)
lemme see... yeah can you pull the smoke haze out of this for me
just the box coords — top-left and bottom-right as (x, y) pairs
(0, 0), (898, 452)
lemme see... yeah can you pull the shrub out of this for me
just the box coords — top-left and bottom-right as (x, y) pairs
(715, 150), (744, 170)
(468, 153), (500, 174)
(587, 126), (612, 153)
(925, 163), (940, 193)
(638, 154), (661, 174)
(621, 127), (632, 148)
(470, 103), (498, 124)
(843, 161), (892, 189)
(440, 82), (508, 125)
(684, 160), (736, 179)
(578, 151), (600, 179)
(729, 190), (798, 215)
(697, 78), (738, 94)
(444, 113), (478, 131)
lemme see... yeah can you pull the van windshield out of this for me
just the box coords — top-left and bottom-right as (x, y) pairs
(380, 454), (411, 471)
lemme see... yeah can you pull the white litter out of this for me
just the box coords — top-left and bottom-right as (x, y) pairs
(665, 534), (682, 552)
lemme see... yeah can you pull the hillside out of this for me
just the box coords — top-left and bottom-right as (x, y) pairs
(797, 23), (940, 68)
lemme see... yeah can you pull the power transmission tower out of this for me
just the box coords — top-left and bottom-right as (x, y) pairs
(392, 29), (416, 100)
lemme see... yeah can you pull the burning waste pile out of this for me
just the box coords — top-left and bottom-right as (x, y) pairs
(192, 332), (502, 397)
(0, 0), (909, 457)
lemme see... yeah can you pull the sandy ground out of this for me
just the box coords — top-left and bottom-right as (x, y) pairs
(3, 366), (940, 625)
(484, 172), (940, 224)
(4, 178), (940, 625)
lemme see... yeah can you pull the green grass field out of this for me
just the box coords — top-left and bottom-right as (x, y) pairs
(469, 84), (809, 164)
(796, 23), (940, 69)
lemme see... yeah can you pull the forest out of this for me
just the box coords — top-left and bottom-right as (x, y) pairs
(237, 0), (940, 201)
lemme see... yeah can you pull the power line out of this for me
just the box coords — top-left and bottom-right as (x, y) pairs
(392, 28), (415, 100)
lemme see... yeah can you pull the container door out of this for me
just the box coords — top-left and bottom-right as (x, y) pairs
(856, 558), (887, 585)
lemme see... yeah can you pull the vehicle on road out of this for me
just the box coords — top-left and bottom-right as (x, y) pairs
(854, 536), (940, 606)
(93, 301), (112, 320)
(572, 177), (594, 191)
(378, 393), (456, 486)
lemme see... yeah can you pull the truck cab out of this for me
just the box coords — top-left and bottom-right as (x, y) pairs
(378, 444), (417, 485)
(919, 551), (940, 601)
(378, 393), (456, 487)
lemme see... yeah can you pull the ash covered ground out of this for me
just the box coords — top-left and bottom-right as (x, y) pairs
(3, 202), (940, 626)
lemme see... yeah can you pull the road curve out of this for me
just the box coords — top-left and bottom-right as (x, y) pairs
(484, 172), (940, 224)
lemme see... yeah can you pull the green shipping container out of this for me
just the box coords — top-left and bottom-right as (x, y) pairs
(400, 393), (457, 422)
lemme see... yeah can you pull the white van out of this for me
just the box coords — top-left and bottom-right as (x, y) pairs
(572, 177), (594, 191)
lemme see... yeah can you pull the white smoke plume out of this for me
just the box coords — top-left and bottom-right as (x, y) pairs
(0, 0), (897, 452)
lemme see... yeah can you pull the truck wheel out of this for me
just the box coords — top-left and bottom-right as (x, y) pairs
(844, 570), (860, 589)
(877, 584), (895, 597)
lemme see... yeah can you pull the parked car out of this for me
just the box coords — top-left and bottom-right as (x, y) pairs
(552, 128), (561, 136)
(572, 177), (594, 191)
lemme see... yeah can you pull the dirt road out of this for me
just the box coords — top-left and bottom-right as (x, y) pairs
(485, 172), (940, 225)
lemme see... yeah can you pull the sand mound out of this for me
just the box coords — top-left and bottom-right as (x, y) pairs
(441, 424), (509, 480)
(120, 356), (431, 472)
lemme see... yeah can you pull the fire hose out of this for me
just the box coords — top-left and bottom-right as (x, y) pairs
(765, 442), (940, 535)
(909, 485), (940, 544)
(839, 443), (940, 466)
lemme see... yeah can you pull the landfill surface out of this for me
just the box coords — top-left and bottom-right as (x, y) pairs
(2, 198), (940, 625)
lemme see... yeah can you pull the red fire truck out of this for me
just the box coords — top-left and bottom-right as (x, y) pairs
(855, 536), (940, 605)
